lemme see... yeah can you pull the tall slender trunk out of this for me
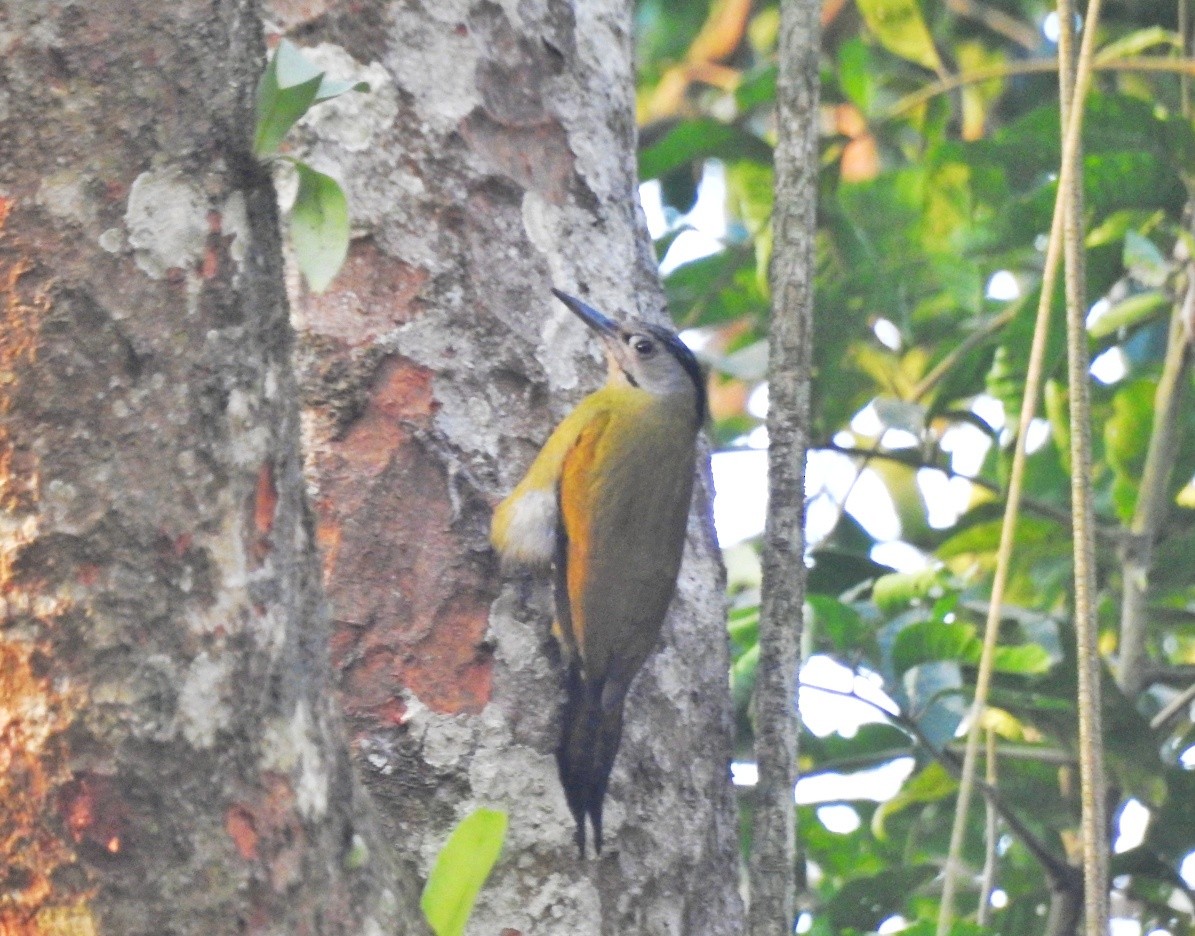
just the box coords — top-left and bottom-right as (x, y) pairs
(272, 1), (746, 931)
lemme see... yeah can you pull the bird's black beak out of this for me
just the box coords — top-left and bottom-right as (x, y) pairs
(551, 289), (621, 339)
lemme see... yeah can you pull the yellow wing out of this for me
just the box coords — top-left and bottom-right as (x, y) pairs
(490, 395), (610, 568)
(556, 409), (613, 666)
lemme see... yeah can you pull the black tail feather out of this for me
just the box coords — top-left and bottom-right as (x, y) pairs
(586, 698), (625, 854)
(555, 660), (594, 855)
(556, 666), (629, 858)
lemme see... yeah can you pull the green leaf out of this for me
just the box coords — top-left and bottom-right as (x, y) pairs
(274, 37), (324, 88)
(291, 162), (350, 293)
(802, 723), (913, 776)
(1087, 290), (1168, 338)
(855, 0), (943, 73)
(1095, 25), (1182, 64)
(891, 619), (976, 676)
(1123, 231), (1169, 288)
(837, 38), (875, 113)
(891, 619), (1052, 677)
(734, 66), (777, 112)
(824, 864), (936, 930)
(421, 808), (508, 936)
(936, 515), (1062, 561)
(808, 594), (871, 655)
(254, 40), (324, 158)
(871, 761), (956, 838)
(1105, 378), (1156, 520)
(728, 604), (760, 659)
(254, 40), (368, 159)
(638, 119), (772, 181)
(1045, 379), (1072, 474)
(872, 568), (943, 614)
(313, 74), (370, 104)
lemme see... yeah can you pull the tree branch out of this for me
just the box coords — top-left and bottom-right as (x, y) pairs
(945, 0), (1042, 50)
(888, 57), (1195, 120)
(799, 681), (1080, 890)
(748, 0), (819, 930)
(1117, 279), (1191, 698)
(911, 306), (1018, 403)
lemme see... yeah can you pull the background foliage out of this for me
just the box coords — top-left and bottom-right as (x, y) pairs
(634, 0), (1195, 932)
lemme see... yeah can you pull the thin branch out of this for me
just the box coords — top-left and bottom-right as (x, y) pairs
(1117, 283), (1191, 698)
(977, 728), (999, 927)
(747, 0), (818, 930)
(1059, 0), (1110, 929)
(937, 0), (1108, 931)
(816, 442), (1088, 530)
(1183, 0), (1192, 119)
(945, 740), (1078, 765)
(800, 681), (1079, 888)
(1149, 680), (1195, 731)
(887, 57), (1195, 120)
(911, 306), (1018, 403)
(945, 0), (1041, 50)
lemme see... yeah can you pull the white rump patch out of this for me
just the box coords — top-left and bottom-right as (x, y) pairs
(498, 487), (558, 568)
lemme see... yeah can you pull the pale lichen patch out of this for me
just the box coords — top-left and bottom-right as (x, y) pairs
(389, 10), (480, 133)
(124, 168), (209, 279)
(259, 701), (329, 820)
(177, 652), (232, 748)
(296, 46), (398, 154)
(222, 191), (250, 275)
(37, 172), (95, 228)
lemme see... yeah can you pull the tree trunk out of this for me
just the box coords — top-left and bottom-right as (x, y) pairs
(0, 2), (417, 932)
(271, 1), (746, 932)
(748, 0), (819, 932)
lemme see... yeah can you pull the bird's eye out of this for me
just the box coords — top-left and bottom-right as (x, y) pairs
(629, 335), (656, 357)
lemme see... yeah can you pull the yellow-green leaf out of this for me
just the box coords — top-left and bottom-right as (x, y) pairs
(872, 761), (956, 839)
(855, 0), (944, 74)
(291, 162), (350, 293)
(421, 809), (508, 936)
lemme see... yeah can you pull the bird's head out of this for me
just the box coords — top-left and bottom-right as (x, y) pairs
(551, 289), (706, 425)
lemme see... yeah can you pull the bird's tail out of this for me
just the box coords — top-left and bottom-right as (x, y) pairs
(556, 662), (627, 857)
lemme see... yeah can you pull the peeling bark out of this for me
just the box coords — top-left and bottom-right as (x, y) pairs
(272, 1), (745, 933)
(0, 2), (416, 932)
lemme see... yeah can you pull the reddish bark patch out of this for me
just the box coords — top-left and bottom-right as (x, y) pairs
(311, 354), (495, 720)
(460, 111), (574, 205)
(0, 641), (82, 913)
(225, 804), (259, 861)
(231, 774), (306, 894)
(201, 243), (220, 280)
(57, 773), (129, 858)
(300, 240), (427, 345)
(252, 460), (278, 563)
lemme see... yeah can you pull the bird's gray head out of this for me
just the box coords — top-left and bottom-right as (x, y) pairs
(551, 289), (706, 425)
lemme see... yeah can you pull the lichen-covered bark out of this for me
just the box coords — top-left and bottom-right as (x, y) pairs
(0, 2), (415, 932)
(747, 0), (819, 933)
(271, 1), (745, 932)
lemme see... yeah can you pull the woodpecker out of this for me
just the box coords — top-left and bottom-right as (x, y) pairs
(491, 289), (705, 856)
